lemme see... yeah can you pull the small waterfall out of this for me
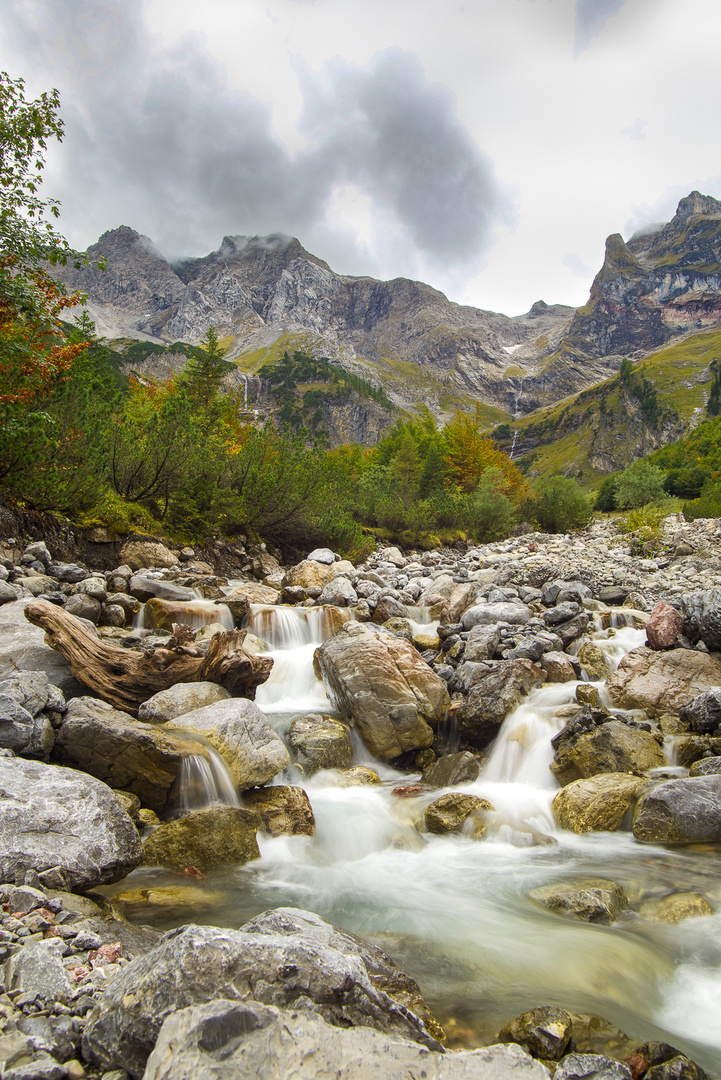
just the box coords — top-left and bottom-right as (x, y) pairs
(249, 605), (312, 648)
(508, 429), (519, 461)
(251, 604), (333, 713)
(135, 597), (234, 631)
(173, 748), (240, 815)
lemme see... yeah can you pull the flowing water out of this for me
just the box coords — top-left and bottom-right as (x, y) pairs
(108, 605), (721, 1071)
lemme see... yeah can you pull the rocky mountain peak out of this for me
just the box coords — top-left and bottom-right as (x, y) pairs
(674, 190), (721, 222)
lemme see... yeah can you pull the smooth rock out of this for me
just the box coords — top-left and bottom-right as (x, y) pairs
(552, 774), (646, 833)
(307, 547), (336, 564)
(242, 785), (315, 836)
(288, 713), (353, 775)
(461, 602), (532, 630)
(638, 892), (713, 923)
(53, 697), (203, 813)
(317, 622), (449, 761)
(646, 600), (684, 651)
(551, 720), (665, 784)
(283, 559), (336, 592)
(143, 806), (260, 870)
(577, 641), (613, 682)
(119, 540), (179, 571)
(128, 577), (195, 603)
(317, 576), (357, 607)
(633, 774), (721, 844)
(166, 699), (289, 790)
(528, 879), (628, 924)
(607, 647), (721, 715)
(137, 682), (231, 724)
(422, 750), (480, 787)
(0, 757), (142, 890)
(424, 793), (493, 835)
(0, 600), (82, 696)
(498, 1005), (573, 1061)
(554, 1052), (631, 1080)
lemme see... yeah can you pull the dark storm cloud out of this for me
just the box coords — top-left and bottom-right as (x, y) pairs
(1, 0), (508, 272)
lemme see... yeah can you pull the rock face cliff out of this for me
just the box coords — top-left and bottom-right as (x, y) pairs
(55, 192), (721, 424)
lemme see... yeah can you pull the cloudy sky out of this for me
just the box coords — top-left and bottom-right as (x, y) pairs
(2, 0), (719, 316)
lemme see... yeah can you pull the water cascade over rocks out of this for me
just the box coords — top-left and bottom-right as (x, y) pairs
(1, 521), (721, 1077)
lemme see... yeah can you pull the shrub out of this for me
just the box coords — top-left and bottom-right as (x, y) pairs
(614, 460), (666, 509)
(526, 475), (592, 533)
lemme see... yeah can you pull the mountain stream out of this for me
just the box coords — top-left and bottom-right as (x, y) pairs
(106, 603), (721, 1071)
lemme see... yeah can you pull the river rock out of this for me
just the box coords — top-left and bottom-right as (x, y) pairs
(128, 576), (195, 603)
(554, 1053), (631, 1080)
(0, 694), (54, 758)
(689, 756), (721, 776)
(120, 540), (179, 571)
(0, 599), (82, 696)
(498, 1005), (573, 1061)
(143, 1000), (549, 1080)
(82, 911), (443, 1077)
(5, 939), (74, 1005)
(422, 750), (480, 787)
(113, 885), (228, 920)
(577, 641), (613, 681)
(552, 774), (647, 833)
(606, 647), (721, 715)
(528, 879), (628, 924)
(541, 651), (579, 682)
(463, 624), (501, 662)
(551, 720), (665, 785)
(47, 560), (87, 583)
(242, 785), (315, 836)
(646, 600), (684, 651)
(633, 774), (721, 844)
(424, 792), (493, 835)
(678, 588), (721, 650)
(673, 734), (721, 768)
(638, 892), (713, 923)
(53, 697), (203, 813)
(224, 582), (280, 607)
(317, 576), (357, 607)
(334, 766), (382, 786)
(679, 688), (721, 734)
(142, 806), (260, 870)
(317, 622), (450, 761)
(288, 713), (353, 774)
(372, 595), (409, 623)
(166, 698), (289, 790)
(0, 757), (142, 890)
(457, 660), (546, 749)
(138, 681), (231, 723)
(442, 582), (480, 623)
(283, 559), (336, 591)
(307, 547), (336, 564)
(461, 601), (532, 630)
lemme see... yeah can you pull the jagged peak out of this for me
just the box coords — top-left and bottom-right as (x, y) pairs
(217, 233), (297, 258)
(674, 190), (721, 222)
(93, 225), (168, 263)
(596, 233), (643, 284)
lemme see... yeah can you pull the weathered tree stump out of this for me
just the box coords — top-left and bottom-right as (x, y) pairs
(25, 599), (273, 716)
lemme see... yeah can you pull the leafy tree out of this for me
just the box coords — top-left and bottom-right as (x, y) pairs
(614, 459), (666, 509)
(594, 473), (619, 511)
(526, 475), (592, 533)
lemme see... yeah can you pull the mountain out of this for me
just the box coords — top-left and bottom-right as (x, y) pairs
(54, 192), (721, 439)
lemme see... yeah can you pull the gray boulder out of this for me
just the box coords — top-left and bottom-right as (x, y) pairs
(422, 750), (480, 787)
(5, 939), (74, 1005)
(679, 688), (721, 734)
(0, 600), (82, 696)
(47, 561), (87, 583)
(288, 713), (353, 775)
(554, 1053), (631, 1080)
(83, 911), (444, 1078)
(128, 576), (195, 603)
(64, 593), (102, 623)
(679, 588), (721, 651)
(317, 576), (357, 607)
(0, 580), (19, 605)
(551, 719), (665, 785)
(307, 547), (336, 564)
(138, 681), (231, 724)
(463, 624), (501, 662)
(317, 622), (450, 761)
(53, 697), (206, 813)
(120, 540), (180, 571)
(0, 757), (142, 890)
(461, 602), (532, 630)
(167, 698), (289, 790)
(0, 694), (54, 758)
(0, 670), (65, 716)
(143, 1001), (550, 1080)
(528, 879), (628, 924)
(458, 660), (546, 749)
(633, 774), (721, 844)
(607, 647), (721, 715)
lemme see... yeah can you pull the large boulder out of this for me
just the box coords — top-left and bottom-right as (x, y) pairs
(317, 622), (450, 761)
(679, 688), (721, 734)
(138, 681), (231, 724)
(422, 750), (480, 788)
(224, 582), (280, 607)
(52, 697), (205, 813)
(166, 699), (289, 790)
(528, 879), (628, 924)
(283, 559), (337, 592)
(646, 600), (684, 651)
(242, 786), (315, 836)
(143, 1001), (548, 1080)
(552, 774), (647, 833)
(0, 693), (54, 758)
(457, 660), (546, 749)
(120, 539), (180, 571)
(0, 599), (82, 696)
(678, 588), (721, 650)
(82, 910), (444, 1078)
(142, 806), (260, 870)
(461, 602), (532, 631)
(633, 774), (721, 844)
(463, 624), (501, 662)
(0, 757), (142, 890)
(128, 576), (195, 603)
(551, 719), (665, 785)
(424, 793), (493, 835)
(606, 647), (721, 715)
(498, 1005), (573, 1061)
(288, 713), (353, 775)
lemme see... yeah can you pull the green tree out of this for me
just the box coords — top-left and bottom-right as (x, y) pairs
(615, 459), (666, 509)
(527, 475), (592, 533)
(180, 326), (230, 413)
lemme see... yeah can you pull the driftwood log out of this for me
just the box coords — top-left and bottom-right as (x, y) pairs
(25, 598), (273, 717)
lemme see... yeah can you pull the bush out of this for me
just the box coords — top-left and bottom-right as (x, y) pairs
(594, 473), (619, 511)
(614, 460), (666, 509)
(463, 468), (518, 541)
(683, 479), (721, 520)
(526, 475), (592, 533)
